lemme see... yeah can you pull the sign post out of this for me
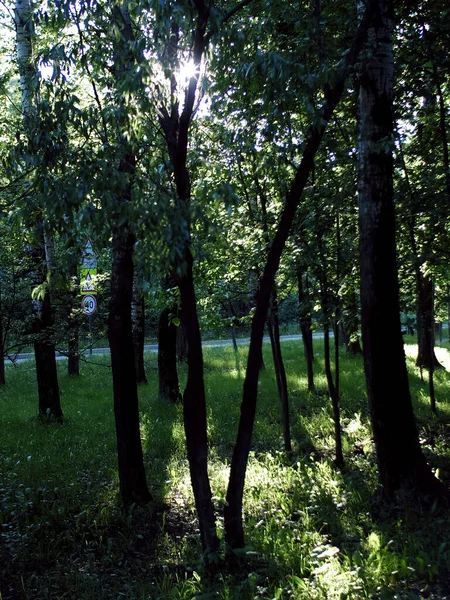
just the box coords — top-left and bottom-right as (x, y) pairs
(80, 239), (98, 356)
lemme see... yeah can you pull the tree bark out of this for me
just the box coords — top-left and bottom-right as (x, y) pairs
(15, 0), (62, 418)
(357, 0), (448, 499)
(342, 290), (363, 356)
(224, 4), (376, 550)
(416, 273), (442, 370)
(0, 288), (5, 386)
(176, 318), (188, 362)
(67, 253), (80, 376)
(267, 290), (292, 452)
(30, 240), (62, 420)
(109, 223), (150, 505)
(178, 247), (219, 555)
(108, 2), (150, 506)
(297, 267), (315, 391)
(132, 272), (147, 384)
(158, 306), (181, 402)
(324, 321), (343, 466)
(157, 2), (219, 559)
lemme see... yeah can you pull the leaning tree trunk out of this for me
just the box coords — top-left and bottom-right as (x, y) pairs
(158, 306), (181, 402)
(132, 272), (147, 384)
(224, 5), (376, 550)
(357, 0), (448, 499)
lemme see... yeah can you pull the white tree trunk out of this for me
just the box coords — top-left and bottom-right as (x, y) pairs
(15, 0), (37, 121)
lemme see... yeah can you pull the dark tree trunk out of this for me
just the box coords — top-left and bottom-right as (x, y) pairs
(224, 6), (376, 550)
(267, 290), (292, 452)
(107, 3), (150, 506)
(132, 273), (147, 385)
(318, 259), (343, 466)
(416, 274), (442, 370)
(324, 322), (343, 466)
(0, 288), (5, 386)
(109, 225), (151, 505)
(333, 319), (340, 399)
(231, 322), (238, 352)
(30, 242), (62, 421)
(178, 247), (219, 555)
(297, 267), (315, 391)
(67, 259), (80, 377)
(343, 291), (363, 356)
(158, 306), (181, 402)
(176, 317), (188, 362)
(357, 0), (448, 499)
(156, 0), (220, 559)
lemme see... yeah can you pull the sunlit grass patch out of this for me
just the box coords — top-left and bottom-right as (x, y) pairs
(1, 338), (450, 599)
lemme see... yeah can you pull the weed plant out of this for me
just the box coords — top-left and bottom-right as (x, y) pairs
(0, 336), (450, 599)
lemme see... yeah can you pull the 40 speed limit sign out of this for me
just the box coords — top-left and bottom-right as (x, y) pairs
(81, 294), (97, 315)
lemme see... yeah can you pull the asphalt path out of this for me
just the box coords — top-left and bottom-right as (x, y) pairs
(5, 333), (326, 364)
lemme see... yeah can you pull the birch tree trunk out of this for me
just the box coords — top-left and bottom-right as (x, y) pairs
(15, 0), (62, 419)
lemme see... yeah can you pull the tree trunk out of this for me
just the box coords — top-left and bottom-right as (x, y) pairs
(176, 316), (188, 362)
(267, 290), (292, 452)
(132, 272), (147, 384)
(109, 224), (150, 505)
(0, 288), (5, 386)
(30, 241), (62, 420)
(297, 267), (315, 391)
(416, 273), (442, 370)
(343, 290), (363, 356)
(324, 321), (343, 466)
(357, 0), (448, 499)
(178, 247), (219, 555)
(224, 5), (376, 550)
(15, 0), (62, 418)
(156, 1), (219, 558)
(158, 306), (181, 402)
(108, 3), (150, 506)
(67, 257), (80, 376)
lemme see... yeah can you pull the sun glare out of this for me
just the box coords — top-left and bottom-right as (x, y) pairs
(178, 60), (198, 83)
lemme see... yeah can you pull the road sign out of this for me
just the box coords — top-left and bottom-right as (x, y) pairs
(81, 295), (97, 315)
(82, 238), (98, 270)
(80, 268), (97, 295)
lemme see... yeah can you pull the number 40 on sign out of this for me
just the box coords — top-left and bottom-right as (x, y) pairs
(82, 294), (97, 315)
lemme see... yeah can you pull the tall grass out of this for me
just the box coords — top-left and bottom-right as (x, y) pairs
(0, 335), (449, 599)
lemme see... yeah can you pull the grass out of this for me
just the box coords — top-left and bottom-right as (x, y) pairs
(1, 335), (450, 599)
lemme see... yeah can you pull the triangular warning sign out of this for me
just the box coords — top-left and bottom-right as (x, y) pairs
(82, 272), (95, 292)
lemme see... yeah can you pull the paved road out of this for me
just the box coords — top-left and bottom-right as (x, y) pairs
(5, 333), (322, 364)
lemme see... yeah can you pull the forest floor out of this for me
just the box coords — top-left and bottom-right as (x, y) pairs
(1, 337), (450, 599)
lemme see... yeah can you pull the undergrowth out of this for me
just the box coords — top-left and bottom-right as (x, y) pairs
(0, 337), (449, 599)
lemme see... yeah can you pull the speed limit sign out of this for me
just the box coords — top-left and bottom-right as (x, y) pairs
(81, 294), (97, 315)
